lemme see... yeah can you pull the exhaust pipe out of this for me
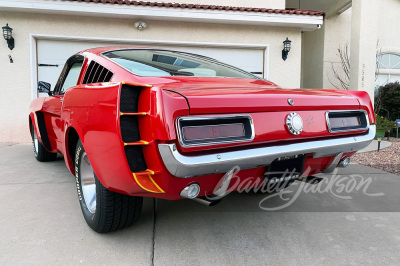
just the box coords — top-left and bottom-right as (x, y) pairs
(192, 197), (221, 206)
(338, 156), (351, 168)
(180, 166), (238, 206)
(179, 183), (221, 206)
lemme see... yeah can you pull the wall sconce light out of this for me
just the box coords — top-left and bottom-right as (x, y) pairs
(282, 37), (291, 61)
(2, 23), (15, 50)
(134, 21), (147, 30)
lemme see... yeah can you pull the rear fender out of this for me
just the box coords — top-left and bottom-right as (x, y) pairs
(62, 82), (123, 185)
(29, 97), (54, 152)
(62, 82), (154, 195)
(325, 90), (376, 124)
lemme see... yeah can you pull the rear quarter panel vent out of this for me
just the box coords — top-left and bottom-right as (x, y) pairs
(82, 61), (113, 84)
(120, 85), (148, 173)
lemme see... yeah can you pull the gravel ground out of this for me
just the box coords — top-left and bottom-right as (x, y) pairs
(352, 138), (400, 175)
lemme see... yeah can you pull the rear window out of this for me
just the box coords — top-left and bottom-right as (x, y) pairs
(102, 49), (260, 79)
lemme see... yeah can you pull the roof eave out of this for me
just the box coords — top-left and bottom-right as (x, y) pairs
(0, 0), (324, 31)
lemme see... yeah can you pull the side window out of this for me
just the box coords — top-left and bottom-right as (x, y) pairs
(60, 62), (83, 94)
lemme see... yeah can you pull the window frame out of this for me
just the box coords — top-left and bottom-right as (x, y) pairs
(376, 53), (400, 92)
(101, 48), (261, 80)
(53, 54), (85, 96)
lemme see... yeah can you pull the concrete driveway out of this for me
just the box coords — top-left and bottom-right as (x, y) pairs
(1, 143), (400, 265)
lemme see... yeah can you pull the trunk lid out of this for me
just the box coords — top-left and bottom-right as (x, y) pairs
(159, 78), (360, 114)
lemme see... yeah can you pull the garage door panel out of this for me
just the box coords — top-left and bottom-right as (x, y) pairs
(36, 39), (265, 98)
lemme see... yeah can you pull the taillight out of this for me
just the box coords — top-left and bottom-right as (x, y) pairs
(326, 110), (369, 133)
(182, 123), (245, 141)
(329, 117), (360, 128)
(177, 115), (254, 147)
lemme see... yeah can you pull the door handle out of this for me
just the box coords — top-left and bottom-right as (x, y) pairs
(38, 64), (59, 67)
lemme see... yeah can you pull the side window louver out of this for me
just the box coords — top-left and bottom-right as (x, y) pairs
(82, 61), (113, 84)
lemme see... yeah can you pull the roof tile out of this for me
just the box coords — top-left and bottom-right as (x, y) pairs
(64, 0), (325, 17)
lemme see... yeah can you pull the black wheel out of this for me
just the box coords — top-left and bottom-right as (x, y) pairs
(31, 126), (57, 162)
(74, 140), (143, 233)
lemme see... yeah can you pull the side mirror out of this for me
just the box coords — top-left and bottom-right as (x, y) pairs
(38, 81), (52, 96)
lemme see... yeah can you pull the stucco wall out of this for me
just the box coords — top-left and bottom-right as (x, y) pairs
(306, 0), (400, 91)
(322, 8), (352, 90)
(377, 0), (400, 55)
(301, 27), (324, 89)
(301, 8), (352, 90)
(0, 11), (301, 143)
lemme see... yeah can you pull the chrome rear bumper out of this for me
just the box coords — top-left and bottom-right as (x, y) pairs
(158, 125), (376, 178)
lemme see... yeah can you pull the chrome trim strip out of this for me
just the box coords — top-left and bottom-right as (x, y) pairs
(326, 110), (369, 133)
(176, 115), (255, 148)
(158, 125), (376, 178)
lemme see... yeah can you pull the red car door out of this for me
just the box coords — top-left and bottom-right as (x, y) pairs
(41, 95), (64, 152)
(41, 55), (84, 153)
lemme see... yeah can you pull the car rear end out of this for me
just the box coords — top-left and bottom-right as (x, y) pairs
(118, 78), (375, 201)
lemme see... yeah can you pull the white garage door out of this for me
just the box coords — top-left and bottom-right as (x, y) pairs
(36, 39), (265, 97)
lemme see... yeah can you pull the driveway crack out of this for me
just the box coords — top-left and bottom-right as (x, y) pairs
(0, 143), (20, 149)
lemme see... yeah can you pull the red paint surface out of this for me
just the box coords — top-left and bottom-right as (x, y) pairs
(29, 47), (375, 200)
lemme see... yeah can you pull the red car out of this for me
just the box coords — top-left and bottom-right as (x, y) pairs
(29, 47), (375, 232)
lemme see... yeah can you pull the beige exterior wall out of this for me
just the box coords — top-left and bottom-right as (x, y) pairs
(377, 0), (400, 55)
(300, 8), (352, 90)
(301, 26), (324, 89)
(0, 10), (301, 143)
(302, 8), (351, 89)
(322, 8), (352, 90)
(304, 0), (400, 94)
(177, 0), (285, 9)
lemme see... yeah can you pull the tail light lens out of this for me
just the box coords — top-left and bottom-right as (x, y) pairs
(326, 110), (369, 133)
(177, 115), (254, 147)
(329, 117), (360, 128)
(183, 123), (245, 141)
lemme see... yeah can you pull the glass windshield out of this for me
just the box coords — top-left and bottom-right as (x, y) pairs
(102, 49), (260, 79)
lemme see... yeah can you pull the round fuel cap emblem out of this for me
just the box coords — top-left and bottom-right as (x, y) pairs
(286, 112), (303, 135)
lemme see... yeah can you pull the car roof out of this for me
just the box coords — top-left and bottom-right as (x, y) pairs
(78, 46), (221, 63)
(78, 46), (154, 55)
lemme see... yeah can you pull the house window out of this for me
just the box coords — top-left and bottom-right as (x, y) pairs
(376, 53), (400, 94)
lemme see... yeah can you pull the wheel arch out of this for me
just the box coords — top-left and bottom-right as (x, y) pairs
(29, 111), (53, 152)
(29, 114), (33, 138)
(64, 126), (80, 174)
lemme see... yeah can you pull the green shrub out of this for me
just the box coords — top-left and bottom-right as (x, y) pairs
(375, 115), (396, 132)
(375, 82), (400, 121)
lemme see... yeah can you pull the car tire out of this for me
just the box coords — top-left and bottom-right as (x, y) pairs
(31, 126), (57, 162)
(75, 140), (143, 233)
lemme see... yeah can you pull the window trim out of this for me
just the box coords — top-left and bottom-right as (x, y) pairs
(377, 53), (400, 70)
(100, 48), (261, 80)
(376, 53), (400, 92)
(53, 54), (85, 95)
